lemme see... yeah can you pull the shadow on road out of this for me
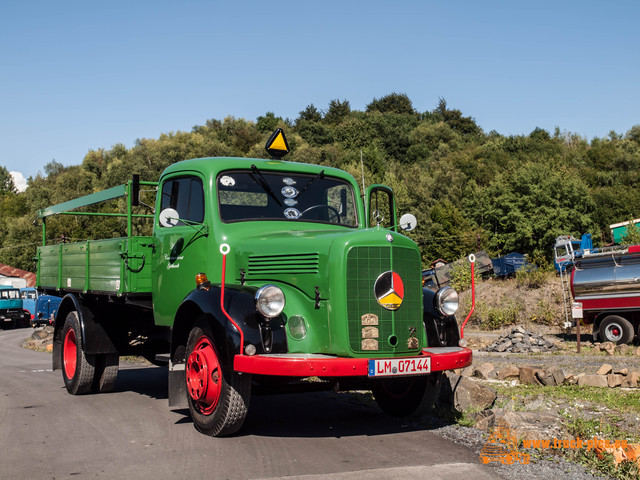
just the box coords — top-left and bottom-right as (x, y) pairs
(114, 366), (168, 399)
(172, 390), (456, 438)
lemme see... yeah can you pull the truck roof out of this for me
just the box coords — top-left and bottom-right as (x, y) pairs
(161, 157), (356, 184)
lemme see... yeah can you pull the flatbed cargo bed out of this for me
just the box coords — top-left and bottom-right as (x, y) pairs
(37, 236), (154, 296)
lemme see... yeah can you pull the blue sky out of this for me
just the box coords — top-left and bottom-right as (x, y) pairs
(1, 0), (638, 187)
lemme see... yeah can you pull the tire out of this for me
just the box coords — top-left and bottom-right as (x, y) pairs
(185, 318), (251, 436)
(599, 315), (634, 345)
(61, 311), (95, 395)
(92, 353), (119, 393)
(372, 375), (428, 417)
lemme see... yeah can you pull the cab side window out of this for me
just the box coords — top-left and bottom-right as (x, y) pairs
(160, 176), (204, 225)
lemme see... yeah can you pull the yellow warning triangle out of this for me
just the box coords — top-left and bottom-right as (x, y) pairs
(270, 131), (287, 151)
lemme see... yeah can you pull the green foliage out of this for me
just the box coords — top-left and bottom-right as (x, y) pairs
(1, 94), (640, 274)
(516, 266), (550, 288)
(449, 262), (480, 292)
(473, 301), (520, 330)
(621, 221), (640, 245)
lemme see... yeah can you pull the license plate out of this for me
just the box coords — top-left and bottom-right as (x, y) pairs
(368, 357), (431, 377)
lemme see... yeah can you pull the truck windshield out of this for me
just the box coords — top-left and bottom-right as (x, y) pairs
(217, 170), (358, 227)
(0, 289), (20, 299)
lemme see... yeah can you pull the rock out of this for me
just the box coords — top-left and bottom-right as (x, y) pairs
(474, 362), (495, 380)
(600, 342), (616, 355)
(549, 367), (566, 386)
(614, 368), (629, 376)
(474, 408), (567, 440)
(578, 375), (609, 387)
(459, 366), (475, 377)
(440, 372), (497, 412)
(519, 366), (543, 386)
(618, 344), (630, 355)
(622, 372), (640, 388)
(607, 374), (624, 388)
(514, 326), (526, 334)
(597, 364), (613, 375)
(565, 374), (577, 385)
(46, 344), (53, 352)
(536, 369), (556, 386)
(32, 328), (50, 340)
(496, 365), (520, 380)
(635, 346), (640, 357)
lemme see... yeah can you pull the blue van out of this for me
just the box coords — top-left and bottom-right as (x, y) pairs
(20, 287), (37, 322)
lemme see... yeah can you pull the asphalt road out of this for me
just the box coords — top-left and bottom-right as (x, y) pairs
(0, 329), (499, 480)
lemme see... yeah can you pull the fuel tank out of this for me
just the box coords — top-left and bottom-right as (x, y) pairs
(571, 252), (640, 297)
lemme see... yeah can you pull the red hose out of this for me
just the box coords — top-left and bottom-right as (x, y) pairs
(220, 246), (244, 355)
(460, 259), (475, 339)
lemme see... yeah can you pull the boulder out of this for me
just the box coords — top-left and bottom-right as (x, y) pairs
(474, 362), (495, 380)
(614, 368), (629, 376)
(549, 367), (566, 386)
(519, 366), (543, 386)
(474, 408), (567, 440)
(622, 372), (640, 388)
(607, 374), (624, 388)
(618, 344), (630, 355)
(596, 364), (613, 375)
(635, 346), (640, 357)
(496, 365), (520, 381)
(578, 375), (609, 387)
(440, 372), (497, 412)
(536, 369), (556, 386)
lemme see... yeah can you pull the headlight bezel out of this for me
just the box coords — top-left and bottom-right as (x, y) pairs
(435, 286), (459, 316)
(254, 284), (286, 318)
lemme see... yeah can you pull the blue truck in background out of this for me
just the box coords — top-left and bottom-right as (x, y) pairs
(33, 294), (62, 327)
(0, 285), (24, 329)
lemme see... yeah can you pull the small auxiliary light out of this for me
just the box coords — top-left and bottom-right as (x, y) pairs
(458, 338), (468, 348)
(196, 272), (211, 291)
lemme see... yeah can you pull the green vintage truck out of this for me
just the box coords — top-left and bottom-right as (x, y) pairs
(38, 129), (472, 436)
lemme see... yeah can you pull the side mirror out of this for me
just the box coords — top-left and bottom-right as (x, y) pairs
(399, 213), (417, 232)
(159, 208), (180, 228)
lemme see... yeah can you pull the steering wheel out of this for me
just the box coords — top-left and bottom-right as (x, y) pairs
(301, 205), (341, 223)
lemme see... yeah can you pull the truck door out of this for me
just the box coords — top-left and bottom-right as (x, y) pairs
(152, 174), (209, 327)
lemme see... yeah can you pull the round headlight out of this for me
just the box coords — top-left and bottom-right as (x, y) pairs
(255, 285), (286, 318)
(435, 286), (459, 316)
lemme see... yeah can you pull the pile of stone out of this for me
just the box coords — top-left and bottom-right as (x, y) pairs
(482, 325), (557, 353)
(22, 326), (54, 352)
(458, 361), (640, 389)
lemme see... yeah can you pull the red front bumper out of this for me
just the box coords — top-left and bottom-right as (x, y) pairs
(234, 346), (472, 377)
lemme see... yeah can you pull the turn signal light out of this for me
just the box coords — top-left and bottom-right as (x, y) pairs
(196, 272), (211, 291)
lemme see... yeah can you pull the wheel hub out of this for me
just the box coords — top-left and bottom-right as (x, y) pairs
(63, 328), (77, 379)
(606, 324), (622, 342)
(186, 336), (221, 414)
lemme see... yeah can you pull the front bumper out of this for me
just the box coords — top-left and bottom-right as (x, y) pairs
(234, 346), (472, 377)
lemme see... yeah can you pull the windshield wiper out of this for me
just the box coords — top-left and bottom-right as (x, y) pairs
(249, 164), (282, 206)
(298, 170), (325, 197)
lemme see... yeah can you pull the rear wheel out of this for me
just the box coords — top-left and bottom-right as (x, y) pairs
(185, 318), (250, 436)
(61, 311), (95, 394)
(599, 315), (634, 344)
(372, 375), (428, 417)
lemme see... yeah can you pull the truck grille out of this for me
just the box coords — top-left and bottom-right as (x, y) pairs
(247, 253), (320, 277)
(346, 246), (422, 354)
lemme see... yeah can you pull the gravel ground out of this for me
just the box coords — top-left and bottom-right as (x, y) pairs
(428, 420), (609, 480)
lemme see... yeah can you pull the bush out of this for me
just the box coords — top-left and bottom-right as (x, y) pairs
(516, 266), (550, 288)
(450, 263), (481, 292)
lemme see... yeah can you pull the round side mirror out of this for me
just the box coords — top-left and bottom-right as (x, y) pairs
(399, 213), (417, 232)
(159, 208), (180, 228)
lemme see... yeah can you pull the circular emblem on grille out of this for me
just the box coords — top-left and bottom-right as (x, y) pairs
(374, 271), (405, 311)
(386, 233), (394, 243)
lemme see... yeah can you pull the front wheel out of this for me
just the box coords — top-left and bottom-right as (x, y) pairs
(61, 311), (95, 395)
(372, 375), (428, 417)
(185, 318), (251, 436)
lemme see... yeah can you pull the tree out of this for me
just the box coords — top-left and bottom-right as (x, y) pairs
(296, 104), (322, 124)
(435, 98), (482, 136)
(366, 93), (415, 115)
(323, 99), (350, 125)
(0, 165), (16, 195)
(256, 112), (282, 134)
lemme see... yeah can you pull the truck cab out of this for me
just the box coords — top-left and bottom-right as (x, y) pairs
(0, 285), (23, 329)
(38, 129), (472, 436)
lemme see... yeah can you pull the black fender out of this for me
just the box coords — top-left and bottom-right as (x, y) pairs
(422, 287), (460, 347)
(168, 285), (287, 407)
(52, 294), (119, 371)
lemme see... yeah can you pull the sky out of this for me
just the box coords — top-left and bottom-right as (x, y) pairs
(1, 0), (638, 189)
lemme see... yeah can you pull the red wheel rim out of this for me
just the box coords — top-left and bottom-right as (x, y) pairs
(63, 328), (77, 379)
(186, 336), (221, 415)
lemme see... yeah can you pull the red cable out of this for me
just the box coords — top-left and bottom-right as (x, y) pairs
(460, 260), (475, 339)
